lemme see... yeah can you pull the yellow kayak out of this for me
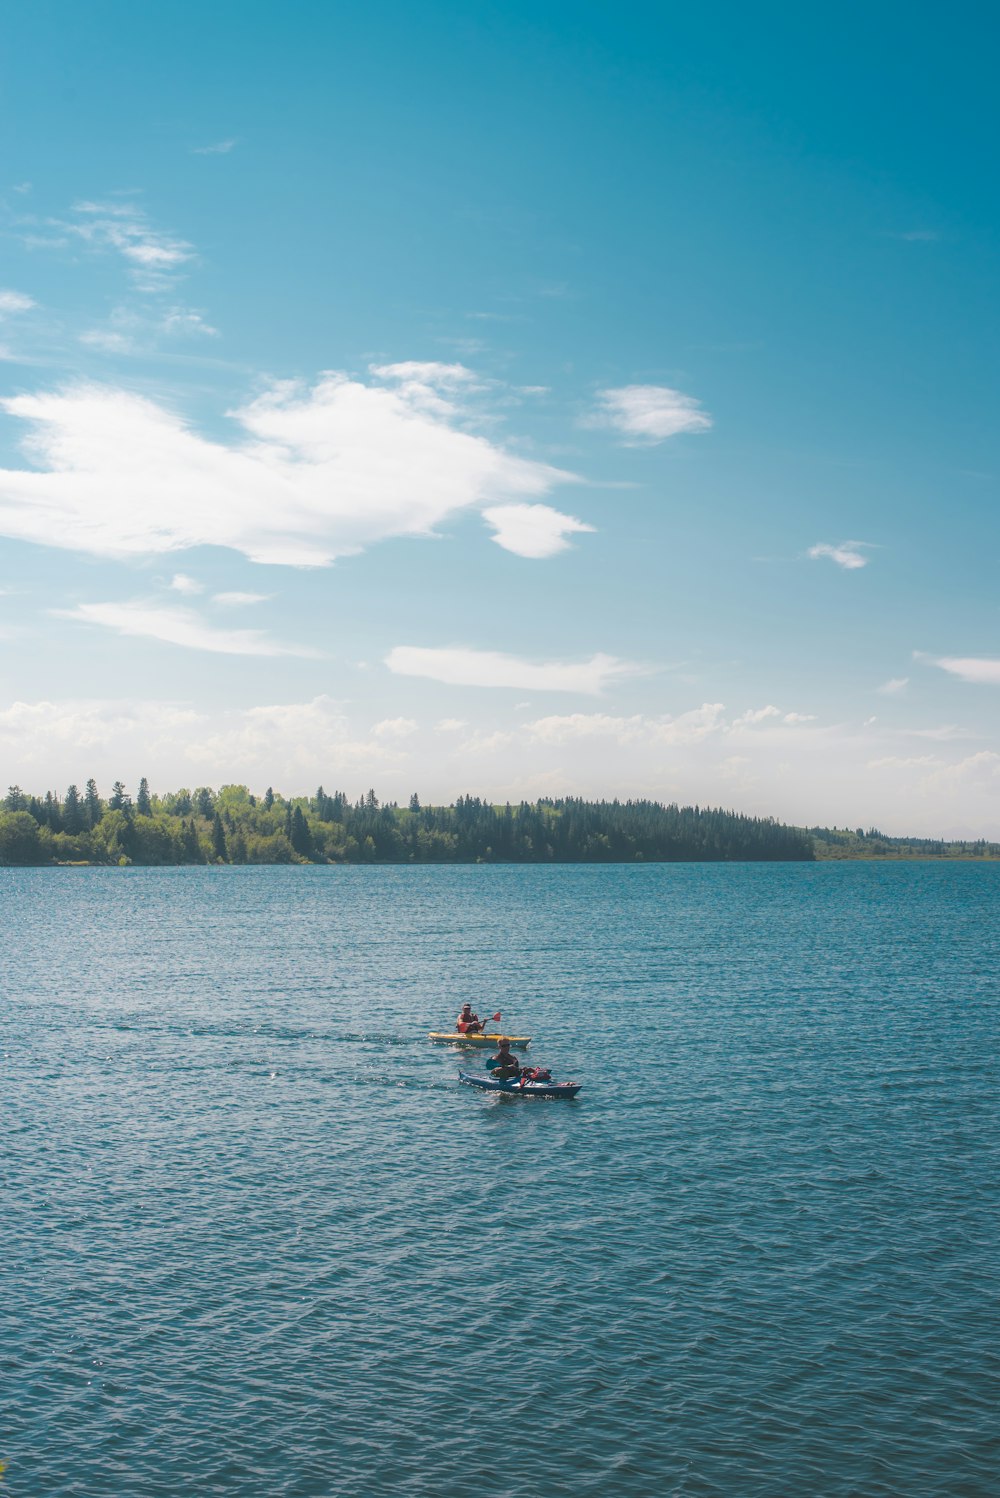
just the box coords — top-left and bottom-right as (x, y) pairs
(428, 1031), (531, 1050)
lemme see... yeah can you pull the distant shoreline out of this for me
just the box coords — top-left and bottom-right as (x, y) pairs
(2, 786), (997, 866)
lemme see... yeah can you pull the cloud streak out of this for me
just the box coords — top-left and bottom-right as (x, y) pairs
(929, 655), (1000, 685)
(385, 646), (644, 694)
(53, 601), (320, 657)
(0, 367), (580, 567)
(65, 201), (195, 289)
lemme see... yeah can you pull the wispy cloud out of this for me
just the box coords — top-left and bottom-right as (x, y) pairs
(877, 676), (909, 695)
(482, 503), (594, 559)
(80, 304), (219, 354)
(52, 601), (319, 657)
(525, 703), (816, 746)
(65, 201), (194, 289)
(0, 368), (579, 567)
(926, 654), (1000, 685)
(212, 591), (271, 607)
(385, 646), (645, 694)
(192, 139), (238, 155)
(0, 290), (36, 315)
(587, 384), (712, 443)
(808, 541), (873, 570)
(169, 573), (203, 595)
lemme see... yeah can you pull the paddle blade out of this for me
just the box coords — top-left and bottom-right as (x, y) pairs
(491, 1012), (501, 1022)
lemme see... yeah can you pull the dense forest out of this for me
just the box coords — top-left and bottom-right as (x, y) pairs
(0, 780), (812, 864)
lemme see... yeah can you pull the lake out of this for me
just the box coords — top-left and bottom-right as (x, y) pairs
(2, 863), (998, 1495)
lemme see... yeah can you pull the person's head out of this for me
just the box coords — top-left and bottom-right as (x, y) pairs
(460, 1003), (472, 1016)
(498, 1038), (511, 1053)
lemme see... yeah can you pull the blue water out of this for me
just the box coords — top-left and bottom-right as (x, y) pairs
(2, 863), (998, 1496)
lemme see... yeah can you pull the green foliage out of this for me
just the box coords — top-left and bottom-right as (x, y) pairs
(0, 782), (823, 865)
(809, 826), (1000, 860)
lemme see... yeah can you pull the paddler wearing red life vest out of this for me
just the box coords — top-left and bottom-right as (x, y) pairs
(455, 1003), (483, 1034)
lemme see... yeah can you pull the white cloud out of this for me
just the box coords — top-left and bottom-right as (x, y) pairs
(52, 601), (319, 657)
(808, 541), (873, 570)
(731, 705), (782, 727)
(877, 677), (909, 695)
(66, 202), (194, 289)
(435, 718), (468, 732)
(371, 717), (419, 739)
(868, 755), (941, 769)
(906, 724), (973, 742)
(160, 307), (219, 338)
(589, 384), (712, 443)
(929, 655), (1000, 685)
(0, 372), (574, 567)
(0, 695), (413, 789)
(385, 646), (644, 695)
(524, 707), (729, 746)
(920, 751), (1000, 792)
(0, 697), (201, 754)
(211, 591), (271, 607)
(0, 290), (36, 315)
(188, 697), (413, 780)
(169, 573), (203, 595)
(482, 502), (594, 558)
(80, 304), (219, 353)
(192, 139), (238, 155)
(524, 702), (814, 748)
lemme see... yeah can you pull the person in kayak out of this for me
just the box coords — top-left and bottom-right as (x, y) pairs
(487, 1038), (521, 1080)
(456, 1003), (483, 1034)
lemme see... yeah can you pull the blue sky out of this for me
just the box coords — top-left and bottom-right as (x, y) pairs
(1, 1), (998, 834)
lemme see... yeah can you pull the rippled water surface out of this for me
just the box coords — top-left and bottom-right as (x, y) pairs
(2, 863), (999, 1495)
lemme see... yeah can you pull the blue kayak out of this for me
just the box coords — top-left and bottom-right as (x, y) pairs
(459, 1070), (581, 1099)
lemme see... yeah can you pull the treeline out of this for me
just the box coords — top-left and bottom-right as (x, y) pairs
(810, 825), (1000, 860)
(0, 780), (813, 865)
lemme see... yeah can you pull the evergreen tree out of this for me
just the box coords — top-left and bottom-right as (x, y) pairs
(136, 777), (152, 816)
(195, 786), (215, 818)
(109, 781), (129, 811)
(409, 793), (421, 812)
(84, 779), (103, 828)
(4, 786), (26, 812)
(290, 805), (313, 857)
(182, 818), (204, 863)
(63, 784), (84, 834)
(211, 812), (228, 862)
(263, 786), (274, 810)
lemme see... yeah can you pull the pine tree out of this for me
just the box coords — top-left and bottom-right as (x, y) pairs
(109, 781), (129, 811)
(290, 805), (313, 857)
(63, 783), (84, 834)
(263, 786), (274, 810)
(136, 777), (152, 816)
(409, 793), (421, 812)
(84, 779), (103, 828)
(211, 812), (228, 862)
